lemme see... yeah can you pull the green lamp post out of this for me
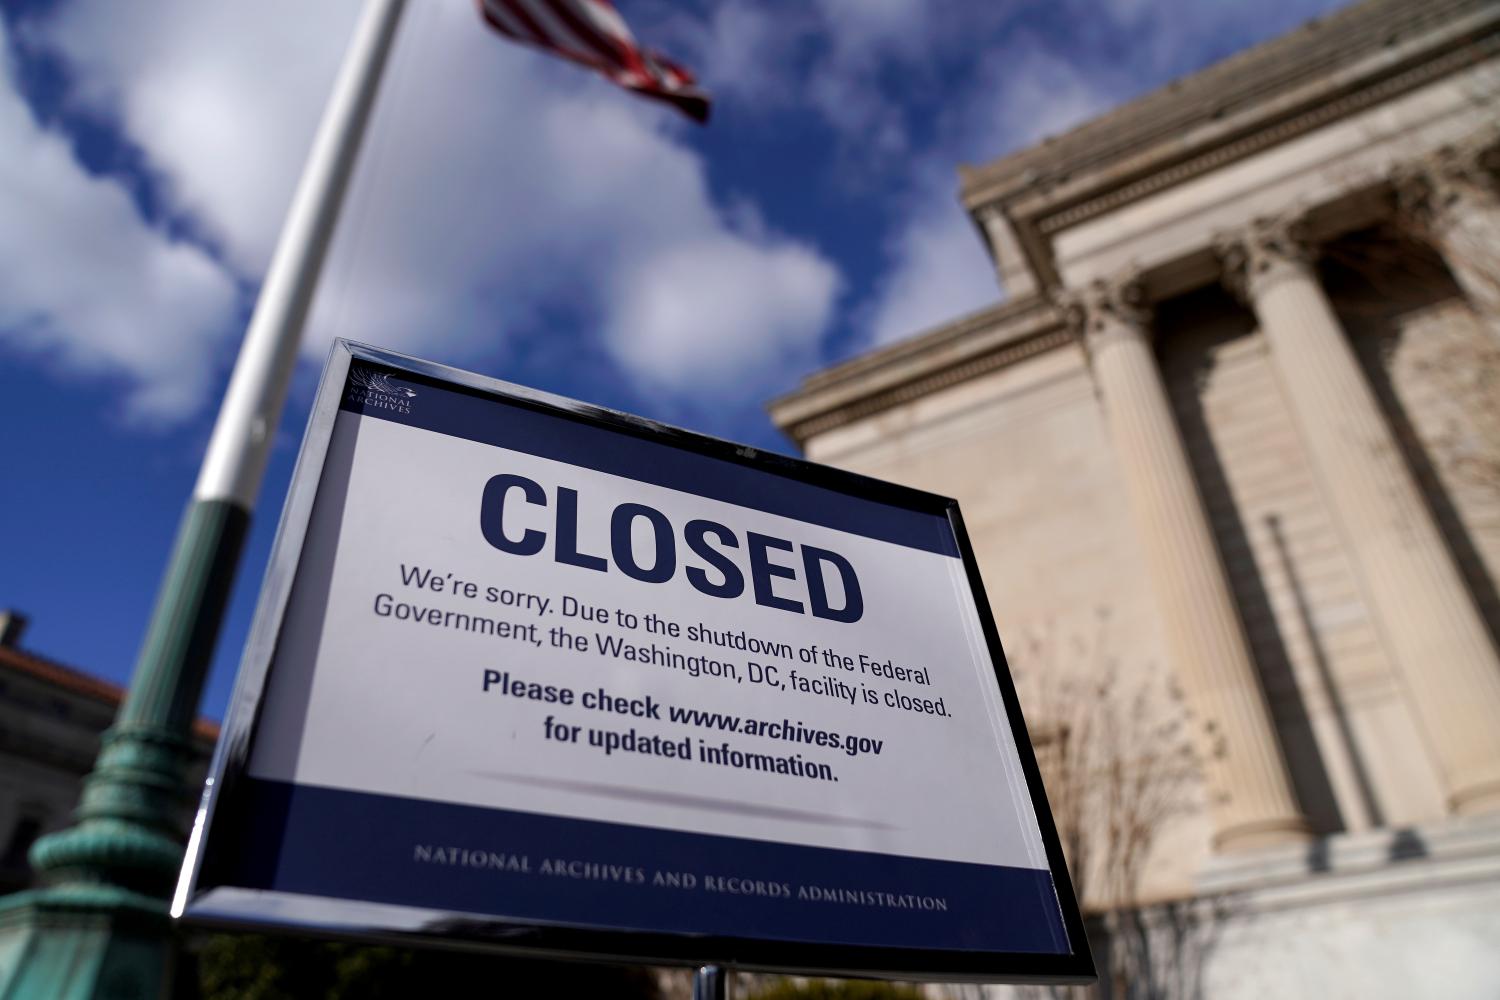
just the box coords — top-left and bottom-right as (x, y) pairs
(0, 2), (406, 996)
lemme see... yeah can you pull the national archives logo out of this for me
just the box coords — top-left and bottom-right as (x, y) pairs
(347, 367), (418, 415)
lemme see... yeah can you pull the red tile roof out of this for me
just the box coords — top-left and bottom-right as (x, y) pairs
(0, 644), (221, 745)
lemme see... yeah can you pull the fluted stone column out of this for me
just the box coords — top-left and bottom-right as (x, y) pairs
(1393, 133), (1500, 338)
(1069, 274), (1311, 852)
(1220, 214), (1500, 816)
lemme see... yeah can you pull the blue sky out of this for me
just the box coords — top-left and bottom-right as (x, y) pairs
(0, 0), (1348, 721)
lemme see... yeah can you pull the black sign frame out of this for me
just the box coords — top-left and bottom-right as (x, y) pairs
(173, 340), (1095, 986)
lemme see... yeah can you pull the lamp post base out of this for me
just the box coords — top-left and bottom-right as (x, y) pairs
(0, 885), (174, 1000)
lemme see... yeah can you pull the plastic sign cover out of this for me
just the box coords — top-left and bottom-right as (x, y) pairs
(175, 343), (1091, 982)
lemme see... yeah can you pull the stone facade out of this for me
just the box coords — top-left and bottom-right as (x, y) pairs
(770, 0), (1500, 994)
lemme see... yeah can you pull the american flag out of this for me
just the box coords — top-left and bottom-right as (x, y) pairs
(477, 0), (711, 123)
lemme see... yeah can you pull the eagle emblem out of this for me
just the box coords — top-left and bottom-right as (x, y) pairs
(349, 369), (417, 398)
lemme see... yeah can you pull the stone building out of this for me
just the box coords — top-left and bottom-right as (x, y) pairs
(771, 0), (1500, 994)
(0, 612), (216, 895)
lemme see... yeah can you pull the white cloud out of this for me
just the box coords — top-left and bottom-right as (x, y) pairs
(661, 0), (941, 157)
(12, 0), (842, 419)
(32, 0), (361, 276)
(670, 0), (1341, 355)
(1093, 0), (1344, 78)
(803, 0), (929, 150)
(654, 2), (1120, 351)
(674, 0), (807, 108)
(811, 0), (928, 46)
(0, 19), (238, 423)
(605, 234), (839, 391)
(961, 43), (1116, 156)
(6, 0), (1349, 423)
(865, 187), (996, 347)
(860, 44), (1112, 347)
(296, 0), (843, 399)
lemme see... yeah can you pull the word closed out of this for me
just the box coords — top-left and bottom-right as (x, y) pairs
(479, 474), (863, 623)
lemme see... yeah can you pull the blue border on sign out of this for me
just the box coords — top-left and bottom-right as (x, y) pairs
(220, 778), (1069, 955)
(340, 371), (960, 558)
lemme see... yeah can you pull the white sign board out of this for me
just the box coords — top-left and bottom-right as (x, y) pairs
(175, 342), (1092, 983)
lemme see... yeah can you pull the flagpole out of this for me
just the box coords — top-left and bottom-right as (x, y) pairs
(0, 1), (407, 996)
(202, 0), (406, 515)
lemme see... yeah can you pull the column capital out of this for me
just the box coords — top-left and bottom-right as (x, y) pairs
(1060, 269), (1152, 352)
(1392, 130), (1500, 231)
(1216, 211), (1316, 303)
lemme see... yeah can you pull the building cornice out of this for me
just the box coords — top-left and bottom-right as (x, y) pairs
(768, 296), (1072, 447)
(961, 0), (1500, 289)
(769, 0), (1500, 447)
(963, 0), (1498, 209)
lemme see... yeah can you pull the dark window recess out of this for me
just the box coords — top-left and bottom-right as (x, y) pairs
(1, 817), (43, 869)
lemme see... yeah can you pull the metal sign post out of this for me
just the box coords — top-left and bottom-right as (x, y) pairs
(694, 964), (728, 1000)
(172, 341), (1094, 986)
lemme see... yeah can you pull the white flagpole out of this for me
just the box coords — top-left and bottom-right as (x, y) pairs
(197, 0), (408, 511)
(0, 3), (409, 996)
